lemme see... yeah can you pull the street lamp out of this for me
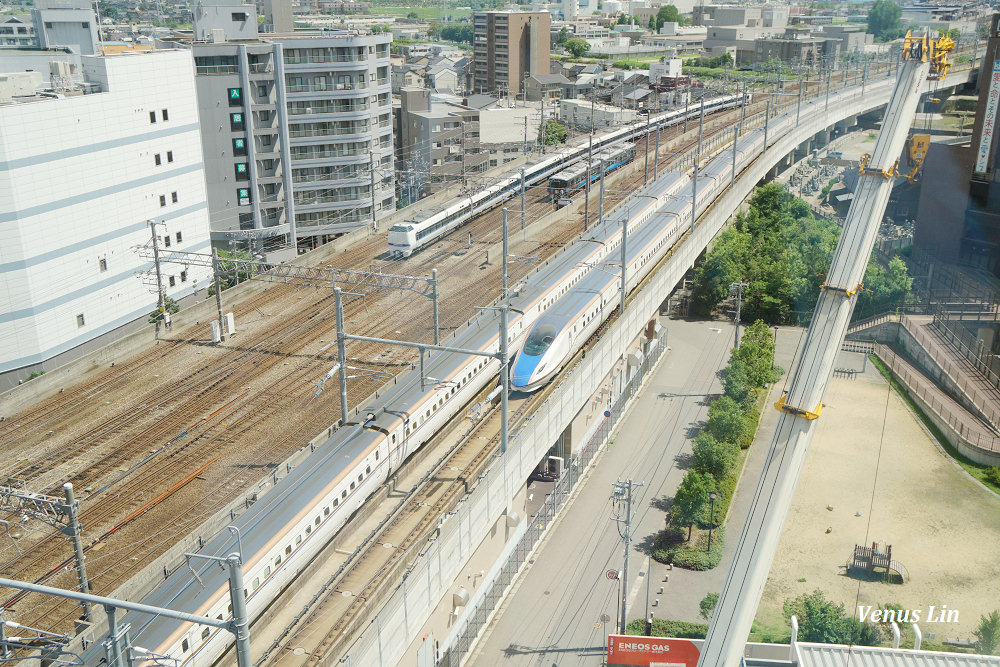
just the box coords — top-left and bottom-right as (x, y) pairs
(707, 491), (717, 552)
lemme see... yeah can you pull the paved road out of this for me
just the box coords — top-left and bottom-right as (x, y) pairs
(467, 318), (735, 666)
(466, 320), (806, 666)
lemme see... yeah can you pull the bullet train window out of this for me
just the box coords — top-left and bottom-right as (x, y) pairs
(350, 481), (355, 490)
(377, 448), (382, 457)
(366, 465), (371, 475)
(275, 555), (281, 567)
(524, 323), (557, 356)
(285, 545), (292, 556)
(306, 525), (312, 534)
(218, 614), (224, 621)
(358, 474), (363, 483)
(203, 628), (211, 641)
(315, 517), (321, 525)
(333, 498), (339, 507)
(296, 535), (302, 546)
(253, 577), (260, 589)
(265, 566), (271, 576)
(229, 604), (233, 614)
(182, 639), (189, 652)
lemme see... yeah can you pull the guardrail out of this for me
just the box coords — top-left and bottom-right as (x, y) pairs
(873, 341), (1000, 458)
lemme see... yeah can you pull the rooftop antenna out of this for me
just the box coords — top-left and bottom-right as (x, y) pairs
(93, 0), (107, 56)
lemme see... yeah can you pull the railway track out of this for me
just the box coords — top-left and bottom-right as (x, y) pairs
(0, 89), (779, 636)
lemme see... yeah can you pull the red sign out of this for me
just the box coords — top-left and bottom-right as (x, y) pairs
(607, 635), (701, 666)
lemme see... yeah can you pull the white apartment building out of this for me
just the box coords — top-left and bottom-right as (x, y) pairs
(0, 49), (213, 382)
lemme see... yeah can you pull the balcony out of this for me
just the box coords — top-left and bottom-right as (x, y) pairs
(289, 124), (370, 138)
(196, 64), (239, 75)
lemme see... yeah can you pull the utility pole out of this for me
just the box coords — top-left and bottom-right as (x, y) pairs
(335, 288), (348, 425)
(369, 150), (378, 232)
(692, 159), (698, 234)
(584, 134), (592, 230)
(63, 483), (90, 621)
(620, 212), (627, 316)
(731, 127), (738, 191)
(520, 168), (526, 231)
(431, 268), (439, 345)
(149, 220), (165, 322)
(211, 248), (225, 342)
(654, 124), (660, 179)
(763, 98), (771, 151)
(696, 97), (705, 165)
(523, 115), (528, 155)
(611, 479), (643, 635)
(796, 79), (803, 126)
(729, 281), (749, 348)
(643, 110), (650, 184)
(598, 158), (606, 227)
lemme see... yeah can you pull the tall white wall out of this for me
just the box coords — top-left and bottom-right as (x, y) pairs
(0, 49), (213, 375)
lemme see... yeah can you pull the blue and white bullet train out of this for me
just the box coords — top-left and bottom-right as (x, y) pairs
(85, 74), (888, 666)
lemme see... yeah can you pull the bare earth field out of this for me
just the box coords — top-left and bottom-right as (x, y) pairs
(758, 371), (1000, 639)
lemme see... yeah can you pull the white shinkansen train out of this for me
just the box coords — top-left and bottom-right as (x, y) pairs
(386, 93), (750, 258)
(84, 72), (893, 667)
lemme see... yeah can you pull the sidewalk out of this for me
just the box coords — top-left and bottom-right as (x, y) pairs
(655, 326), (807, 624)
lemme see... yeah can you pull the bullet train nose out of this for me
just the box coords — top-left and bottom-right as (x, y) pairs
(511, 351), (551, 392)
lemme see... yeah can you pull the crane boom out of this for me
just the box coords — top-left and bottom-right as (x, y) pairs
(696, 54), (934, 667)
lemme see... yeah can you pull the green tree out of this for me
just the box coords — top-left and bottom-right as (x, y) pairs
(672, 471), (715, 540)
(654, 4), (683, 30)
(441, 24), (474, 43)
(564, 37), (591, 58)
(975, 610), (1000, 655)
(148, 296), (180, 324)
(211, 249), (260, 294)
(649, 15), (657, 31)
(733, 319), (780, 388)
(407, 11), (418, 18)
(856, 256), (912, 319)
(616, 12), (628, 24)
(699, 592), (719, 620)
(706, 396), (753, 448)
(692, 432), (738, 481)
(784, 590), (881, 646)
(542, 119), (567, 145)
(867, 0), (903, 41)
(556, 26), (569, 45)
(722, 359), (755, 408)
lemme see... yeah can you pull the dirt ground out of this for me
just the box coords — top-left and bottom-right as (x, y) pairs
(758, 368), (1000, 640)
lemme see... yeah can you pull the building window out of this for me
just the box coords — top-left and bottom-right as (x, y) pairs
(168, 275), (176, 287)
(232, 12), (247, 20)
(99, 258), (107, 272)
(176, 231), (183, 243)
(164, 235), (171, 247)
(228, 87), (242, 106)
(230, 112), (244, 131)
(261, 134), (272, 147)
(259, 110), (270, 123)
(171, 191), (178, 203)
(154, 153), (161, 166)
(76, 314), (85, 327)
(149, 111), (156, 123)
(159, 194), (166, 207)
(235, 162), (249, 180)
(180, 270), (187, 282)
(81, 22), (89, 28)
(162, 108), (169, 121)
(233, 137), (247, 156)
(167, 151), (174, 163)
(258, 84), (268, 97)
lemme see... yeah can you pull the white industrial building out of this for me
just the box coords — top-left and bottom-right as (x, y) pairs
(0, 49), (213, 381)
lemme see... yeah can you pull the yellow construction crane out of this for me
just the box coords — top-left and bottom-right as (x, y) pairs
(904, 133), (931, 183)
(902, 30), (955, 79)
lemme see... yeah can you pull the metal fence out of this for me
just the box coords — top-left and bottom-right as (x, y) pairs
(930, 310), (1000, 395)
(873, 341), (1000, 454)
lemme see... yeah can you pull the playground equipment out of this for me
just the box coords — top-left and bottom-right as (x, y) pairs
(848, 541), (909, 584)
